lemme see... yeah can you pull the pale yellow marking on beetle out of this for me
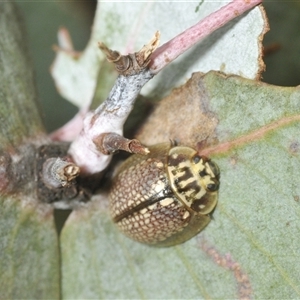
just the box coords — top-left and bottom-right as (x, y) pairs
(110, 144), (220, 246)
(155, 162), (164, 169)
(160, 197), (174, 207)
(193, 161), (205, 172)
(194, 189), (206, 200)
(185, 189), (196, 197)
(174, 170), (186, 177)
(178, 176), (196, 187)
(202, 176), (215, 188)
(148, 203), (157, 210)
(205, 162), (215, 177)
(154, 180), (165, 193)
(182, 211), (190, 220)
(143, 213), (151, 219)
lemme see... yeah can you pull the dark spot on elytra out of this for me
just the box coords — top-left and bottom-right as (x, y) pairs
(177, 166), (193, 180)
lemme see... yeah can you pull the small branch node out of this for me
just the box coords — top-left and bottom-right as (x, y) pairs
(42, 157), (80, 189)
(98, 31), (160, 76)
(93, 132), (149, 155)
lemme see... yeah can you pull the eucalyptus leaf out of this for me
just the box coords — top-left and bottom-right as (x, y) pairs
(61, 71), (300, 299)
(0, 2), (44, 148)
(3, 1), (297, 299)
(51, 1), (266, 109)
(0, 197), (60, 299)
(0, 3), (60, 298)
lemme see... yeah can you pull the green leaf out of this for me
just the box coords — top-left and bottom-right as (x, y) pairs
(51, 1), (266, 108)
(0, 197), (60, 299)
(17, 1), (92, 132)
(0, 2), (45, 148)
(61, 71), (300, 299)
(0, 3), (60, 298)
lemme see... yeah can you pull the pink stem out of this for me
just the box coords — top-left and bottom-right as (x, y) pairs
(66, 0), (263, 176)
(150, 0), (262, 74)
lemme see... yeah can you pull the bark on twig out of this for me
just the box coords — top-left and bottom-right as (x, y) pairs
(68, 33), (159, 174)
(67, 0), (262, 176)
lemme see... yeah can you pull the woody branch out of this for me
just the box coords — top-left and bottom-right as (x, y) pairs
(67, 0), (262, 176)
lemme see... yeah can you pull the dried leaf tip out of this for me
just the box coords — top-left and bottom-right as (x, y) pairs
(136, 30), (160, 66)
(98, 42), (121, 63)
(98, 31), (160, 76)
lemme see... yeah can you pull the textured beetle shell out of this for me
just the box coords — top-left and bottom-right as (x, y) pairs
(109, 143), (217, 247)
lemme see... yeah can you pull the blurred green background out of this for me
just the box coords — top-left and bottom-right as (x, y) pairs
(17, 1), (300, 132)
(17, 1), (96, 132)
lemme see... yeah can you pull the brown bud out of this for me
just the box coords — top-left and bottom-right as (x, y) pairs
(93, 132), (149, 155)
